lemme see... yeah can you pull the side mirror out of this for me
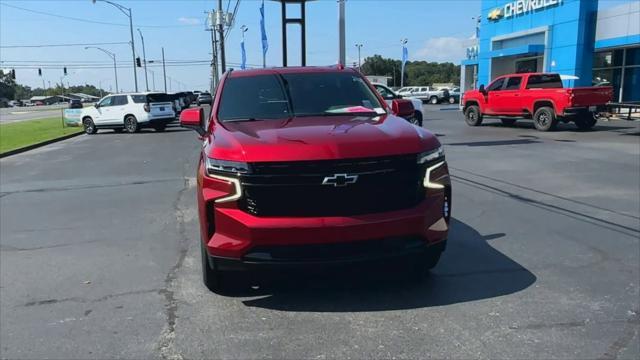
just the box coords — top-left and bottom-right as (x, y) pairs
(479, 84), (486, 93)
(391, 99), (414, 118)
(94, 103), (100, 108)
(180, 107), (206, 137)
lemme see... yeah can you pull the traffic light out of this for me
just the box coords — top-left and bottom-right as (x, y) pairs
(63, 67), (67, 75)
(10, 69), (16, 79)
(136, 57), (142, 67)
(38, 68), (42, 76)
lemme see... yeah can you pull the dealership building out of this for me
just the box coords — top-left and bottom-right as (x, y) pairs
(460, 0), (640, 103)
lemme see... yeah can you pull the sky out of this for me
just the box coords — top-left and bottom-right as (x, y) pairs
(0, 0), (634, 92)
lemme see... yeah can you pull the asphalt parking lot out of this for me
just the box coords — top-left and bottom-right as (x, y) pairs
(1, 105), (638, 359)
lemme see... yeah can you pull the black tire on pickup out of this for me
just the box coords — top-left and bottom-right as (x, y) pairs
(533, 106), (558, 132)
(574, 113), (597, 131)
(501, 118), (517, 126)
(464, 105), (483, 126)
(201, 240), (223, 293)
(411, 248), (443, 280)
(429, 96), (439, 105)
(413, 111), (423, 127)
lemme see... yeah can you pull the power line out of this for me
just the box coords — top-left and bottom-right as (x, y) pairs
(0, 42), (130, 49)
(0, 2), (200, 29)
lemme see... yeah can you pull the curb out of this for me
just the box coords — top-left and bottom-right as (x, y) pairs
(0, 131), (84, 159)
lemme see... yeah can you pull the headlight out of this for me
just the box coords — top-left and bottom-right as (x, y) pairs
(417, 146), (444, 164)
(205, 157), (250, 175)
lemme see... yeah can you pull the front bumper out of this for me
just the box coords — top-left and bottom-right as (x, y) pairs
(197, 159), (451, 264)
(211, 236), (447, 271)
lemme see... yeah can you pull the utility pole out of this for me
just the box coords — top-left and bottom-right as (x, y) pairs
(162, 47), (167, 92)
(206, 9), (219, 92)
(338, 0), (346, 66)
(355, 43), (363, 69)
(137, 28), (149, 91)
(218, 0), (226, 74)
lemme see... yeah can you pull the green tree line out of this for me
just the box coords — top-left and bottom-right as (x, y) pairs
(360, 55), (460, 87)
(0, 70), (107, 101)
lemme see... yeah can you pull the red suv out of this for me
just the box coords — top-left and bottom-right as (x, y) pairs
(181, 66), (451, 292)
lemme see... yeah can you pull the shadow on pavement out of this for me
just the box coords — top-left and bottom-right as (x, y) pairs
(446, 139), (541, 147)
(480, 120), (636, 133)
(237, 218), (536, 312)
(93, 127), (190, 135)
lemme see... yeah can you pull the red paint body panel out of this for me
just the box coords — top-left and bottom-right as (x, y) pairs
(462, 72), (612, 116)
(190, 66), (449, 260)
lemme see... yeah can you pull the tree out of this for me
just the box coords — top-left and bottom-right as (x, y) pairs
(0, 70), (16, 100)
(360, 55), (460, 88)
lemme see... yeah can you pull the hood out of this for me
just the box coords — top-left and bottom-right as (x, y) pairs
(205, 115), (440, 162)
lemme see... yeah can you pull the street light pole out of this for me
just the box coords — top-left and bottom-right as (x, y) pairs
(137, 28), (149, 91)
(93, 0), (138, 92)
(355, 43), (363, 69)
(85, 46), (118, 94)
(162, 47), (167, 92)
(338, 0), (346, 66)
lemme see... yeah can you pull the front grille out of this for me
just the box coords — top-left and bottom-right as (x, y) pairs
(239, 154), (425, 217)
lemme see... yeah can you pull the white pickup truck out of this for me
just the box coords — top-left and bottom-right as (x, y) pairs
(406, 86), (450, 104)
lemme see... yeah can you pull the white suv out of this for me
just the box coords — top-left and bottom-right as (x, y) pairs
(80, 93), (175, 134)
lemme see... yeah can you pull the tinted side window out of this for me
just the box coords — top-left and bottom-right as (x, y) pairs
(131, 95), (146, 103)
(486, 78), (505, 91)
(113, 96), (128, 106)
(505, 77), (522, 90)
(526, 74), (563, 89)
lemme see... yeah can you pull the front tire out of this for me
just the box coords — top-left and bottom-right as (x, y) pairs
(533, 106), (558, 131)
(82, 117), (97, 135)
(412, 249), (443, 280)
(154, 124), (167, 132)
(464, 105), (483, 126)
(448, 97), (456, 104)
(429, 96), (439, 105)
(412, 111), (423, 127)
(201, 240), (222, 293)
(124, 115), (139, 133)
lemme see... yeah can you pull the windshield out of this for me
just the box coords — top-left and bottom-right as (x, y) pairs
(217, 72), (385, 121)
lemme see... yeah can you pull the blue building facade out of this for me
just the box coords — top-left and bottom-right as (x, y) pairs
(461, 0), (640, 102)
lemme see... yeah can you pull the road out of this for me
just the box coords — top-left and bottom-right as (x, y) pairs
(1, 106), (639, 359)
(0, 105), (69, 123)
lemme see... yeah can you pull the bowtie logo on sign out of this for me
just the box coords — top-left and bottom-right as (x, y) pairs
(487, 8), (504, 21)
(488, 0), (563, 22)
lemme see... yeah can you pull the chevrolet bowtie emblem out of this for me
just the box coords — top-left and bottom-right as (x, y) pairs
(322, 173), (358, 187)
(487, 8), (503, 21)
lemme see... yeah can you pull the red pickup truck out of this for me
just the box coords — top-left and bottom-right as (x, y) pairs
(462, 73), (612, 131)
